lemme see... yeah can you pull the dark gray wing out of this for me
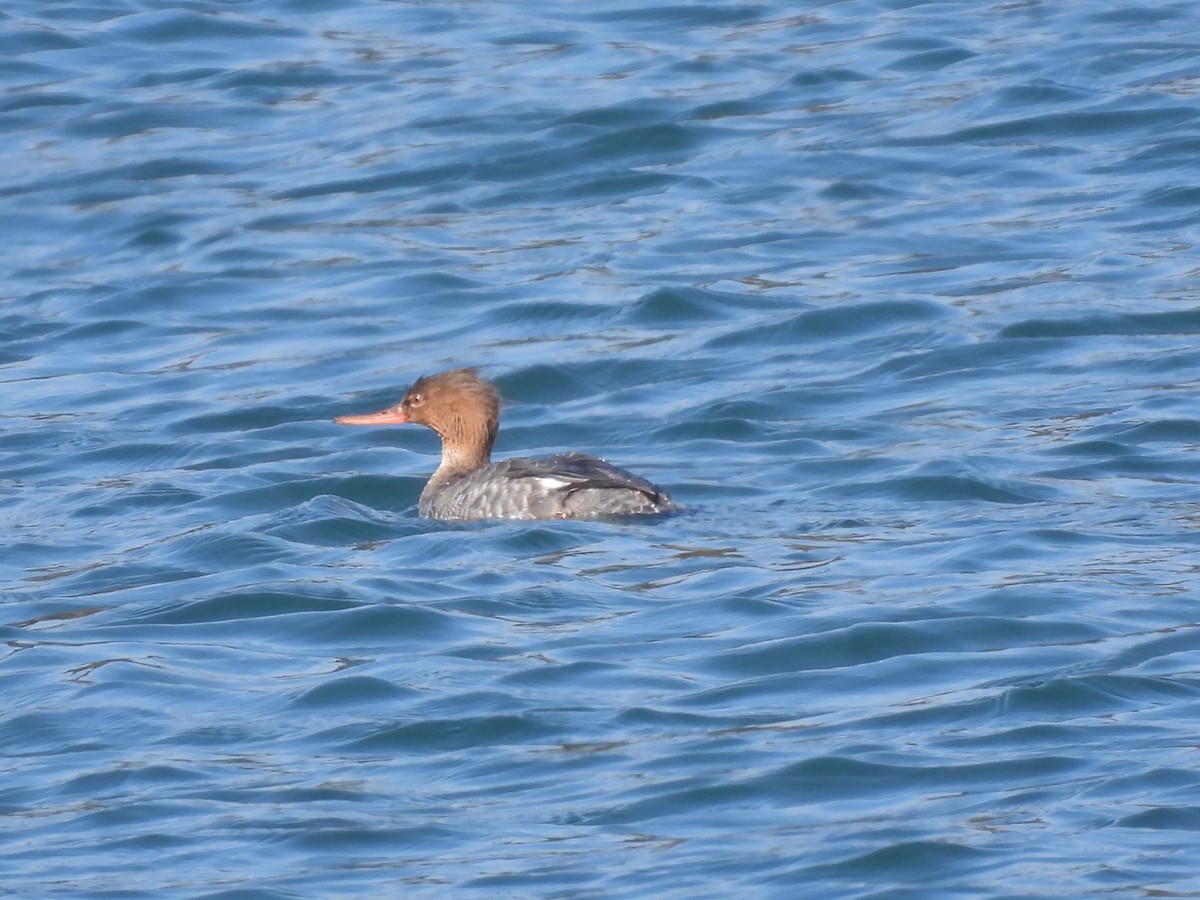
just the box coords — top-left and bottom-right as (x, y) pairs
(504, 453), (668, 502)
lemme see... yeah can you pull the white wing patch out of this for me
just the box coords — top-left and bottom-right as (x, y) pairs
(531, 476), (575, 492)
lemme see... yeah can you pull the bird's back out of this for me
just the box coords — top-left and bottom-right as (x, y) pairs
(419, 452), (677, 520)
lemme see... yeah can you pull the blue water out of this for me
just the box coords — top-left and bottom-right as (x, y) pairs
(5, 0), (1200, 895)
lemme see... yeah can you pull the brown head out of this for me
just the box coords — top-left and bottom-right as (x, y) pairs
(335, 368), (500, 469)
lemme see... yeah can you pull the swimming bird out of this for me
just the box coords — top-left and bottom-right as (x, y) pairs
(334, 368), (677, 521)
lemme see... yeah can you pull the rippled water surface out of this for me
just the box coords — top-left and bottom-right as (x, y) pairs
(6, 1), (1200, 896)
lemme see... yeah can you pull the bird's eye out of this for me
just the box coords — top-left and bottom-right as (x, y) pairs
(408, 392), (424, 407)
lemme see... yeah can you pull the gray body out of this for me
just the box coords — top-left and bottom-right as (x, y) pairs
(418, 452), (676, 520)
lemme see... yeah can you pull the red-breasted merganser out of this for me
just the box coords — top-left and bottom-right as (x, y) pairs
(334, 368), (678, 521)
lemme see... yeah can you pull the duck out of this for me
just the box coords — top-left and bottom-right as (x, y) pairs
(334, 368), (678, 521)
